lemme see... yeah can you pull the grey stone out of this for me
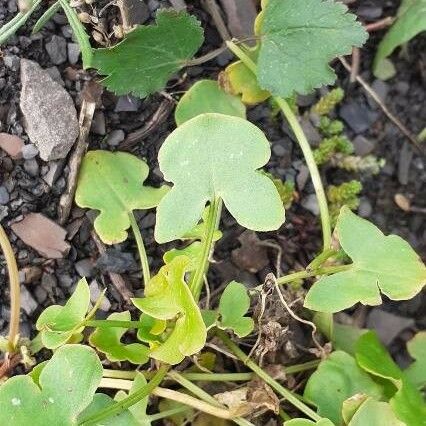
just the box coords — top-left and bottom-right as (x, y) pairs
(352, 135), (375, 157)
(106, 129), (125, 146)
(20, 59), (79, 161)
(301, 118), (321, 146)
(148, 0), (160, 12)
(296, 164), (310, 191)
(301, 194), (320, 216)
(34, 286), (48, 304)
(45, 35), (67, 65)
(395, 81), (409, 96)
(43, 161), (63, 187)
(140, 212), (156, 229)
(122, 0), (150, 25)
(89, 280), (111, 312)
(3, 55), (20, 71)
(272, 144), (287, 157)
(75, 258), (95, 278)
(23, 159), (39, 176)
(20, 286), (38, 315)
(0, 186), (9, 205)
(358, 197), (373, 218)
(339, 102), (372, 134)
(368, 80), (389, 109)
(97, 249), (138, 274)
(115, 95), (141, 112)
(61, 25), (73, 39)
(367, 309), (414, 346)
(45, 66), (65, 86)
(67, 43), (81, 65)
(0, 206), (8, 221)
(21, 143), (39, 159)
(91, 111), (106, 135)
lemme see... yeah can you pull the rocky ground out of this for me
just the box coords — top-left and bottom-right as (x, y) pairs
(0, 0), (425, 370)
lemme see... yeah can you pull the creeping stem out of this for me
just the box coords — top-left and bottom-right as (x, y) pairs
(226, 41), (332, 251)
(128, 211), (151, 287)
(190, 197), (222, 300)
(0, 224), (20, 351)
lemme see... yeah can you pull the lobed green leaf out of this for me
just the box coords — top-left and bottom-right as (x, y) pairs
(404, 331), (426, 389)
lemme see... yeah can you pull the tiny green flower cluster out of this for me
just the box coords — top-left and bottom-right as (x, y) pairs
(327, 180), (363, 225)
(312, 88), (344, 116)
(313, 135), (354, 165)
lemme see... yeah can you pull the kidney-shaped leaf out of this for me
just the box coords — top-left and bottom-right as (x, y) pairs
(348, 398), (404, 426)
(257, 0), (367, 97)
(89, 311), (149, 364)
(175, 80), (246, 126)
(218, 281), (254, 338)
(75, 150), (168, 244)
(155, 113), (285, 243)
(305, 207), (426, 313)
(132, 256), (206, 364)
(36, 278), (90, 349)
(304, 351), (383, 425)
(92, 10), (204, 97)
(0, 345), (102, 425)
(405, 331), (426, 389)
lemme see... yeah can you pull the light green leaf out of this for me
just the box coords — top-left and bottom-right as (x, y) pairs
(89, 311), (149, 364)
(36, 278), (90, 349)
(92, 9), (203, 97)
(355, 331), (426, 426)
(155, 113), (285, 243)
(405, 331), (426, 389)
(164, 241), (202, 272)
(175, 80), (246, 126)
(218, 281), (254, 337)
(257, 0), (367, 97)
(136, 313), (166, 346)
(342, 394), (369, 424)
(374, 0), (426, 76)
(284, 419), (334, 426)
(201, 310), (219, 330)
(348, 398), (404, 426)
(304, 351), (383, 424)
(78, 394), (138, 426)
(0, 345), (102, 425)
(132, 256), (206, 364)
(75, 150), (168, 244)
(305, 206), (426, 312)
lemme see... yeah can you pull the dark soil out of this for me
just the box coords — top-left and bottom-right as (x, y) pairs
(0, 0), (425, 405)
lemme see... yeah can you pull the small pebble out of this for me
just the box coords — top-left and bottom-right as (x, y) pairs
(272, 144), (287, 157)
(23, 159), (39, 176)
(0, 186), (10, 205)
(45, 35), (67, 65)
(358, 198), (373, 218)
(22, 144), (39, 160)
(301, 194), (320, 216)
(75, 258), (95, 277)
(106, 129), (125, 146)
(67, 43), (81, 65)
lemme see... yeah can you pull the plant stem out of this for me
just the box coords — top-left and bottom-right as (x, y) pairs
(226, 40), (332, 251)
(128, 211), (150, 287)
(217, 330), (322, 422)
(307, 248), (337, 271)
(0, 224), (20, 352)
(189, 198), (222, 300)
(148, 406), (191, 422)
(85, 319), (145, 329)
(80, 364), (169, 425)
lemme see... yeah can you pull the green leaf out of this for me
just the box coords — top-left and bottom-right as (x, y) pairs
(155, 113), (285, 243)
(305, 207), (426, 312)
(374, 0), (426, 76)
(132, 256), (206, 364)
(59, 0), (92, 68)
(347, 398), (404, 426)
(75, 150), (168, 244)
(0, 345), (102, 425)
(217, 281), (254, 337)
(78, 394), (138, 426)
(284, 419), (334, 426)
(405, 331), (426, 389)
(36, 278), (90, 349)
(257, 0), (367, 97)
(175, 80), (246, 126)
(136, 313), (166, 346)
(355, 331), (426, 426)
(89, 311), (149, 364)
(304, 351), (383, 424)
(92, 9), (203, 97)
(32, 1), (61, 34)
(164, 241), (202, 272)
(201, 310), (219, 330)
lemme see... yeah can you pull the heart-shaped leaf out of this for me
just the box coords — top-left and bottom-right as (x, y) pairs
(89, 311), (149, 364)
(405, 331), (426, 389)
(0, 345), (102, 425)
(347, 398), (404, 426)
(75, 150), (168, 244)
(257, 0), (367, 97)
(36, 278), (90, 349)
(305, 207), (426, 312)
(92, 10), (203, 97)
(155, 113), (285, 243)
(175, 80), (246, 126)
(132, 256), (206, 364)
(355, 331), (426, 426)
(304, 351), (383, 424)
(218, 281), (254, 338)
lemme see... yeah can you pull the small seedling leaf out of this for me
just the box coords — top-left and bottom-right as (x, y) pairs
(155, 113), (285, 243)
(36, 278), (90, 349)
(304, 351), (383, 424)
(347, 398), (404, 426)
(0, 345), (102, 424)
(175, 80), (246, 126)
(257, 0), (367, 97)
(132, 256), (206, 364)
(305, 207), (426, 312)
(75, 150), (168, 244)
(89, 311), (150, 364)
(218, 281), (254, 337)
(374, 0), (426, 77)
(92, 10), (203, 97)
(405, 331), (426, 389)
